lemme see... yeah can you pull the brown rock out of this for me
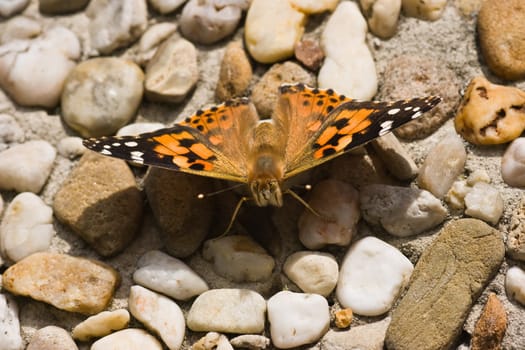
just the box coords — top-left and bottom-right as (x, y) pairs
(294, 39), (325, 71)
(370, 133), (418, 181)
(385, 219), (505, 350)
(53, 152), (143, 257)
(478, 0), (525, 80)
(454, 76), (525, 145)
(144, 167), (215, 258)
(334, 308), (353, 329)
(215, 41), (253, 101)
(251, 61), (314, 118)
(471, 293), (507, 350)
(378, 54), (460, 140)
(3, 252), (120, 315)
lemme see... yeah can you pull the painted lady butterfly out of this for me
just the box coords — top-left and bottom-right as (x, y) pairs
(84, 83), (441, 208)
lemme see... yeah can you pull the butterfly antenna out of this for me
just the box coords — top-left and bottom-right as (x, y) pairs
(197, 183), (244, 200)
(220, 196), (251, 237)
(285, 189), (323, 218)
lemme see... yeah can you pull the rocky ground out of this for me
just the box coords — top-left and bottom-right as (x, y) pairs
(0, 0), (525, 349)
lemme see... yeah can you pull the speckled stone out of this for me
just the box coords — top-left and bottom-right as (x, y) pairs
(144, 167), (215, 258)
(478, 0), (525, 80)
(471, 293), (507, 350)
(321, 317), (391, 350)
(26, 326), (78, 350)
(53, 152), (143, 257)
(385, 219), (505, 350)
(507, 197), (525, 261)
(215, 41), (252, 101)
(3, 252), (120, 315)
(378, 54), (459, 140)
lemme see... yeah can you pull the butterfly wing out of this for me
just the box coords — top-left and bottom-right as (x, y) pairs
(273, 83), (441, 179)
(83, 98), (259, 183)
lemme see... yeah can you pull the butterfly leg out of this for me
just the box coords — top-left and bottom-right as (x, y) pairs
(221, 196), (251, 236)
(285, 189), (328, 220)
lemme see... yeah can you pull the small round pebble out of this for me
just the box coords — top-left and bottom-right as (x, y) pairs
(464, 182), (504, 225)
(294, 39), (325, 71)
(57, 137), (85, 159)
(283, 251), (338, 297)
(334, 308), (353, 329)
(370, 133), (418, 181)
(86, 0), (148, 54)
(192, 332), (233, 350)
(267, 291), (330, 348)
(91, 328), (163, 350)
(505, 266), (525, 306)
(0, 113), (24, 151)
(149, 0), (187, 14)
(402, 0), (447, 21)
(298, 179), (359, 249)
(229, 334), (270, 350)
(360, 0), (401, 39)
(0, 0), (29, 17)
(135, 22), (178, 66)
(145, 36), (199, 103)
(72, 309), (130, 341)
(187, 289), (266, 333)
(417, 133), (466, 198)
(502, 138), (525, 187)
(129, 285), (185, 350)
(215, 41), (253, 101)
(26, 326), (78, 350)
(455, 76), (525, 145)
(337, 236), (414, 316)
(133, 250), (209, 300)
(0, 192), (54, 262)
(0, 294), (22, 350)
(0, 140), (56, 193)
(61, 57), (144, 137)
(202, 235), (275, 283)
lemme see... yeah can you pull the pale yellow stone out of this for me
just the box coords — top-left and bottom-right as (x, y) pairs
(245, 0), (306, 63)
(289, 0), (339, 14)
(402, 0), (447, 21)
(360, 0), (401, 39)
(72, 309), (130, 341)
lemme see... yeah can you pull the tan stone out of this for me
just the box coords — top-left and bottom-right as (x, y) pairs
(455, 77), (525, 145)
(334, 308), (353, 329)
(215, 41), (252, 101)
(3, 252), (120, 315)
(471, 293), (507, 350)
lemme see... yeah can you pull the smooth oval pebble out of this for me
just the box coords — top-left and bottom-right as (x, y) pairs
(57, 137), (85, 159)
(417, 133), (466, 198)
(145, 36), (198, 103)
(2, 252), (120, 315)
(360, 0), (401, 39)
(0, 26), (80, 108)
(135, 22), (178, 65)
(360, 184), (447, 237)
(505, 266), (525, 306)
(91, 328), (163, 350)
(0, 0), (29, 17)
(289, 0), (339, 13)
(267, 291), (330, 349)
(0, 140), (56, 193)
(129, 285), (185, 350)
(86, 0), (148, 54)
(61, 57), (144, 138)
(187, 289), (266, 333)
(133, 250), (209, 300)
(230, 334), (270, 349)
(72, 309), (130, 341)
(245, 0), (306, 63)
(0, 16), (41, 44)
(215, 41), (253, 101)
(464, 182), (504, 225)
(501, 138), (525, 187)
(0, 294), (22, 350)
(149, 0), (187, 14)
(283, 251), (339, 297)
(370, 133), (418, 181)
(0, 192), (54, 262)
(202, 235), (275, 283)
(26, 326), (78, 350)
(402, 0), (447, 20)
(318, 1), (377, 100)
(298, 179), (360, 249)
(337, 236), (413, 316)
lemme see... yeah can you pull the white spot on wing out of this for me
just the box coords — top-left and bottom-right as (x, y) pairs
(387, 108), (401, 115)
(413, 106), (421, 112)
(404, 106), (413, 111)
(379, 120), (393, 136)
(103, 145), (111, 149)
(125, 141), (139, 147)
(112, 142), (121, 147)
(101, 149), (112, 155)
(411, 111), (422, 119)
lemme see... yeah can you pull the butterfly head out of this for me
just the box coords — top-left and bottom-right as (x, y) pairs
(250, 177), (283, 207)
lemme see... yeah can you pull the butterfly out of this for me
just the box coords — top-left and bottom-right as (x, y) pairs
(83, 83), (441, 208)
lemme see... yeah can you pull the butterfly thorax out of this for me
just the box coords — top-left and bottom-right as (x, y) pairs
(247, 121), (286, 207)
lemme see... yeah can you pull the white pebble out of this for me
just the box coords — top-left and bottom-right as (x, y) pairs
(464, 182), (504, 225)
(148, 0), (187, 14)
(318, 1), (377, 100)
(0, 0), (29, 17)
(136, 23), (178, 65)
(91, 328), (163, 350)
(0, 27), (80, 108)
(0, 294), (22, 350)
(117, 122), (166, 136)
(245, 0), (306, 63)
(502, 137), (525, 187)
(229, 334), (270, 349)
(192, 332), (233, 350)
(145, 37), (199, 103)
(187, 289), (266, 333)
(360, 0), (401, 39)
(298, 179), (360, 249)
(202, 235), (275, 282)
(466, 169), (491, 186)
(86, 0), (148, 54)
(0, 16), (41, 44)
(337, 236), (413, 316)
(445, 180), (470, 210)
(0, 192), (54, 262)
(360, 184), (447, 237)
(402, 0), (447, 21)
(289, 0), (339, 14)
(267, 291), (330, 349)
(57, 137), (85, 159)
(129, 285), (185, 350)
(0, 141), (56, 193)
(283, 251), (339, 297)
(133, 250), (209, 300)
(180, 0), (245, 45)
(72, 309), (130, 341)
(0, 114), (24, 151)
(506, 266), (525, 306)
